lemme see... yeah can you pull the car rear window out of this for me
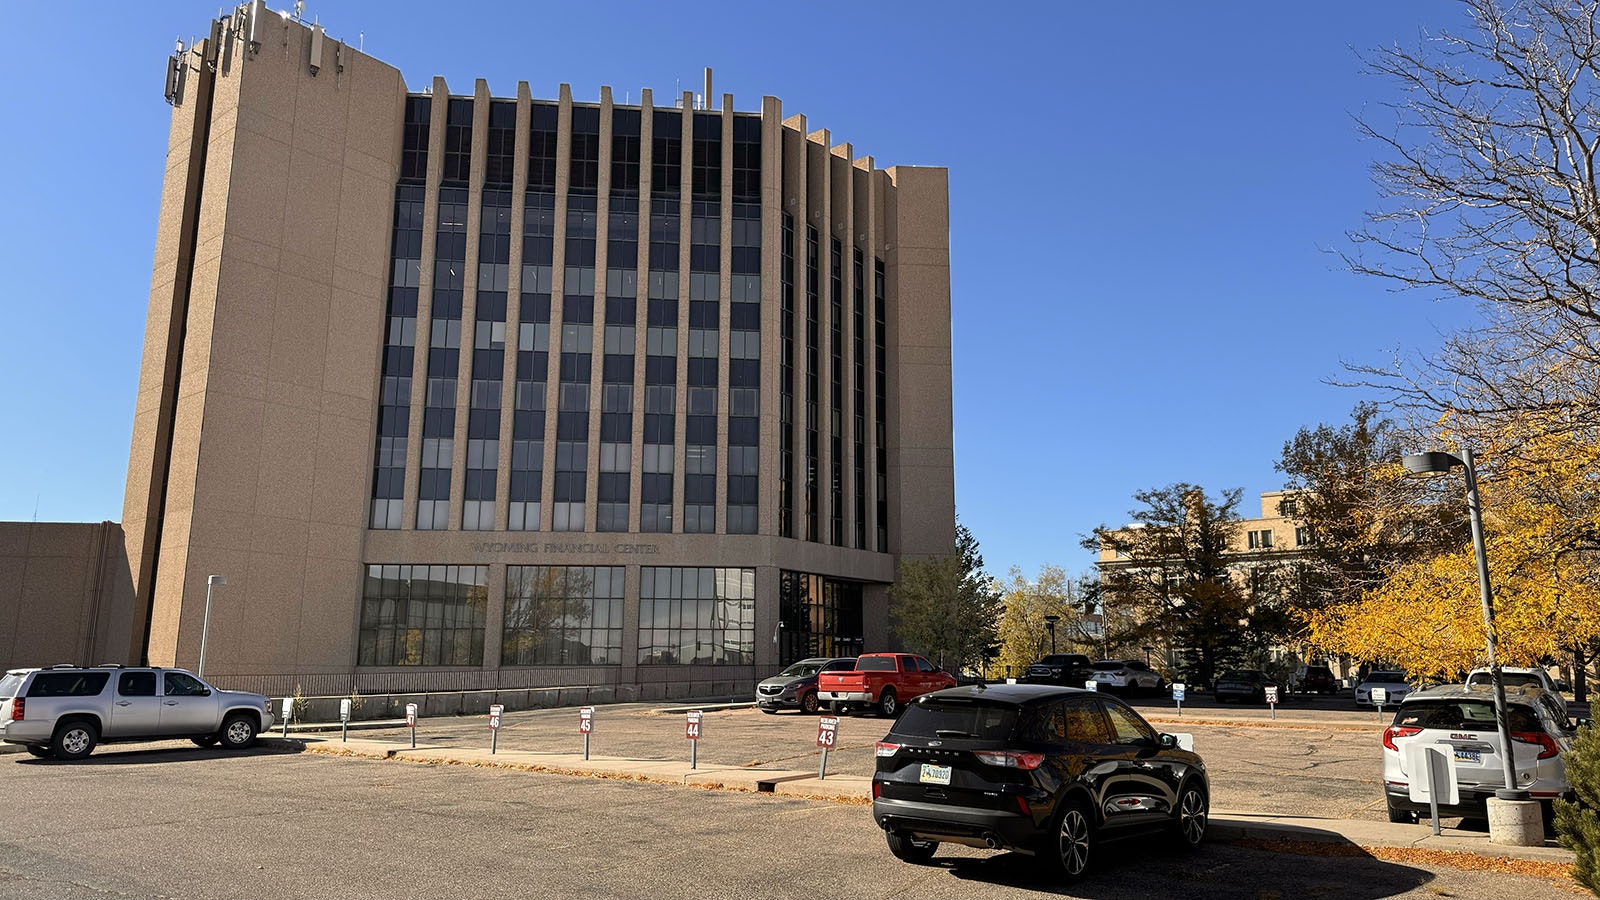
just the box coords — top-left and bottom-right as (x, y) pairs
(1393, 700), (1542, 733)
(1468, 672), (1545, 690)
(890, 700), (1018, 741)
(26, 672), (110, 698)
(1368, 672), (1407, 682)
(855, 657), (898, 672)
(1092, 661), (1123, 671)
(1306, 667), (1332, 676)
(0, 673), (23, 698)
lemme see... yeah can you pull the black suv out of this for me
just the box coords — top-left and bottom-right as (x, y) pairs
(1022, 654), (1094, 686)
(871, 684), (1208, 879)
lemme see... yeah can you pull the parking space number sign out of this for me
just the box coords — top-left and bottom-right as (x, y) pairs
(405, 702), (418, 727)
(1265, 686), (1279, 705)
(489, 704), (503, 730)
(579, 706), (594, 734)
(685, 710), (702, 741)
(817, 715), (840, 748)
(1172, 683), (1186, 701)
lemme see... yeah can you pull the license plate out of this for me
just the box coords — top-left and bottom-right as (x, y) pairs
(1454, 749), (1482, 763)
(919, 763), (951, 785)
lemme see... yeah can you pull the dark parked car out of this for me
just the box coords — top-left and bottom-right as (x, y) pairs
(871, 684), (1209, 880)
(1022, 654), (1094, 687)
(754, 657), (857, 714)
(1292, 665), (1338, 695)
(1214, 669), (1276, 704)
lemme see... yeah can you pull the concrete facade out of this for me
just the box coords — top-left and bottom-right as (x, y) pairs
(0, 523), (137, 673)
(122, 3), (955, 696)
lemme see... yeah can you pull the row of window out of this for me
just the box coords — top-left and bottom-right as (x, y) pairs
(357, 564), (760, 667)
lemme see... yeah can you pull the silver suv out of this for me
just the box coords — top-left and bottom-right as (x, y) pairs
(0, 665), (274, 760)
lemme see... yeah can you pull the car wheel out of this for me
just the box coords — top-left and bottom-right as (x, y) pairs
(800, 691), (820, 715)
(51, 720), (98, 761)
(192, 734), (219, 747)
(1050, 796), (1096, 880)
(885, 831), (939, 865)
(24, 744), (52, 759)
(1171, 782), (1208, 849)
(1386, 801), (1416, 824)
(877, 688), (898, 718)
(219, 713), (258, 750)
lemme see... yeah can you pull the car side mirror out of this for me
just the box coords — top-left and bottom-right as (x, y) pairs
(1158, 733), (1177, 750)
(1576, 717), (1593, 731)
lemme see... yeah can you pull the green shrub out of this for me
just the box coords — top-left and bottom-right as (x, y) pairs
(1555, 723), (1600, 894)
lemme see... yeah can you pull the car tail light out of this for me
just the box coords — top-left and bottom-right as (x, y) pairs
(872, 780), (882, 799)
(1512, 731), (1560, 760)
(1382, 726), (1421, 751)
(9, 698), (21, 721)
(1015, 794), (1032, 816)
(875, 741), (901, 758)
(972, 750), (1046, 770)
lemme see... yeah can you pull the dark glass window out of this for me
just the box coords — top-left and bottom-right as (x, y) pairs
(829, 238), (844, 546)
(805, 226), (820, 543)
(692, 113), (721, 199)
(528, 103), (559, 191)
(853, 250), (866, 549)
(612, 108), (641, 194)
(358, 565), (488, 666)
(442, 98), (473, 186)
(731, 115), (761, 203)
(653, 110), (682, 198)
(570, 106), (601, 195)
(779, 213), (795, 539)
(371, 184), (424, 529)
(875, 258), (888, 552)
(776, 570), (864, 664)
(638, 567), (756, 665)
(503, 566), (624, 666)
(400, 96), (430, 183)
(484, 100), (517, 187)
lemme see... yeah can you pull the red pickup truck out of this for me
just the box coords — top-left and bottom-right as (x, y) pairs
(815, 653), (956, 717)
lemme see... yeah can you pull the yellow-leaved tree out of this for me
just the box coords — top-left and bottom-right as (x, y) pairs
(1307, 417), (1600, 681)
(994, 565), (1092, 678)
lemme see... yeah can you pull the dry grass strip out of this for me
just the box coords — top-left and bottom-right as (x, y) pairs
(1228, 837), (1576, 887)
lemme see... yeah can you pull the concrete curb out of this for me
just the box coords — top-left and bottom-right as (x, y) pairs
(290, 736), (1570, 862)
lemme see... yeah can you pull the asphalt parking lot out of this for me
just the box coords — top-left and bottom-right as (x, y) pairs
(337, 691), (1397, 821)
(0, 744), (1577, 900)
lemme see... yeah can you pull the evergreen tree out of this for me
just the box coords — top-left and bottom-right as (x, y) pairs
(889, 519), (1002, 671)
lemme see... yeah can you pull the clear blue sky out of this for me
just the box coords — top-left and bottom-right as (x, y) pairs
(0, 1), (1482, 576)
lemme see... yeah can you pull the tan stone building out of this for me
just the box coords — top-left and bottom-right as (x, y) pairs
(116, 2), (955, 697)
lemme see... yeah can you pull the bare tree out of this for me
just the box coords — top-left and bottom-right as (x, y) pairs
(1344, 0), (1600, 435)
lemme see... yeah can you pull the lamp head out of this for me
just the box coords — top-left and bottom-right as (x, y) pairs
(207, 575), (227, 586)
(1402, 452), (1461, 475)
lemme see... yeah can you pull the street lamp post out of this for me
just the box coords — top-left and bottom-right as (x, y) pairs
(1042, 615), (1060, 654)
(199, 574), (226, 679)
(1401, 449), (1527, 803)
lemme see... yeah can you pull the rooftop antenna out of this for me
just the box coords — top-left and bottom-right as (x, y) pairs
(292, 0), (305, 21)
(359, 31), (364, 52)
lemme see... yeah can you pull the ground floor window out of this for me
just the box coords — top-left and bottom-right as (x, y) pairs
(502, 566), (625, 666)
(778, 571), (864, 665)
(637, 567), (755, 665)
(358, 565), (489, 666)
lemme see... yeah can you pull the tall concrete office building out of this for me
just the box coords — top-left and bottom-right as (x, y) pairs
(126, 2), (954, 697)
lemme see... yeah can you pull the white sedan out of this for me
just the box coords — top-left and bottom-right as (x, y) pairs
(1355, 671), (1412, 707)
(1089, 659), (1164, 694)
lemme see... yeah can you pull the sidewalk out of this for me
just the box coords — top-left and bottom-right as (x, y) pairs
(287, 734), (1573, 865)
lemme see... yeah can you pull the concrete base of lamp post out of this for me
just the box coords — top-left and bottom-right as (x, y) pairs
(1486, 797), (1545, 846)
